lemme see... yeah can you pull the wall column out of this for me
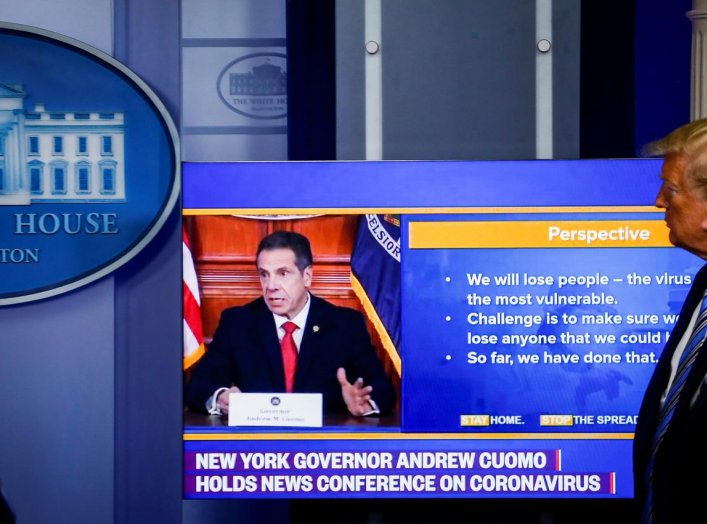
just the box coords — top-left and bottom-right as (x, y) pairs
(689, 0), (707, 118)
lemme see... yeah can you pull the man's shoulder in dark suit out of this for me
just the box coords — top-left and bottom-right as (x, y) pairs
(308, 294), (366, 321)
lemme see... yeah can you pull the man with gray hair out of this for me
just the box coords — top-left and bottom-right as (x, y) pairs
(185, 230), (397, 419)
(633, 118), (707, 523)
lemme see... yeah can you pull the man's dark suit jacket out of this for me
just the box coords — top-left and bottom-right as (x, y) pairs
(185, 295), (397, 416)
(633, 262), (707, 523)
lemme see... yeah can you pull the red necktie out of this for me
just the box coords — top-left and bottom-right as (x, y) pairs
(281, 321), (298, 392)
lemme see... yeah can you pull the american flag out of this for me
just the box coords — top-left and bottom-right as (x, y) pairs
(183, 225), (205, 370)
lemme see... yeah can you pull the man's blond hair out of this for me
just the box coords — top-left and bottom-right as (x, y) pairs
(643, 118), (707, 198)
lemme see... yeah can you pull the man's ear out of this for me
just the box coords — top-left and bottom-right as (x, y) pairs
(303, 265), (313, 287)
(700, 201), (707, 230)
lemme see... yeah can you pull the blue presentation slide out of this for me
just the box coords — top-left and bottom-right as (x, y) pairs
(401, 211), (700, 433)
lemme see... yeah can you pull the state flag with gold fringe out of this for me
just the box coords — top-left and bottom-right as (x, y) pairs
(350, 214), (401, 376)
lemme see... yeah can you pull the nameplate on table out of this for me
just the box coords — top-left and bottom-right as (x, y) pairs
(228, 393), (323, 427)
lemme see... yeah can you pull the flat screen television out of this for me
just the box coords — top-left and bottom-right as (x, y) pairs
(182, 158), (694, 500)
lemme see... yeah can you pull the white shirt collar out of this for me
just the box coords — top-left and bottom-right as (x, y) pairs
(273, 292), (311, 333)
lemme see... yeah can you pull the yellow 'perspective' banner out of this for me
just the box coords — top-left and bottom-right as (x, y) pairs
(408, 220), (671, 249)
